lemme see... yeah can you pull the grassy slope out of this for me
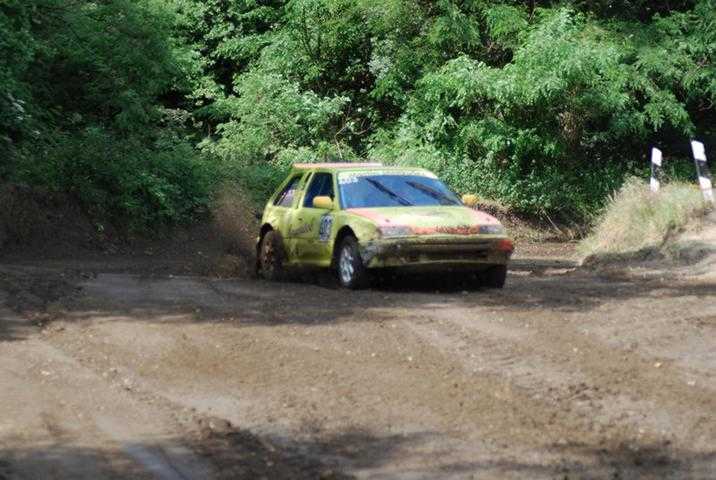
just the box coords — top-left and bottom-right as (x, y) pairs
(579, 179), (712, 262)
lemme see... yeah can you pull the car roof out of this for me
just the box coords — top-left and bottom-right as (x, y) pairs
(292, 162), (383, 170)
(291, 163), (432, 174)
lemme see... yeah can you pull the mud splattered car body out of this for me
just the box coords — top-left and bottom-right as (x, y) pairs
(257, 163), (513, 288)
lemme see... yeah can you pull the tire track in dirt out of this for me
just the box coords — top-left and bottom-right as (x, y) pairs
(403, 287), (716, 456)
(0, 336), (217, 480)
(43, 293), (585, 477)
(4, 260), (716, 479)
(46, 272), (716, 477)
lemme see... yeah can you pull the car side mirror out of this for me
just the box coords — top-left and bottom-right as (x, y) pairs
(312, 196), (334, 210)
(462, 194), (479, 207)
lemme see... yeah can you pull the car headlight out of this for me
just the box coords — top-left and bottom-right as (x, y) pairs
(479, 224), (505, 235)
(379, 226), (413, 238)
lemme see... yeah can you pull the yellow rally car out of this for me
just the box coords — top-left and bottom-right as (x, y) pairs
(256, 163), (514, 289)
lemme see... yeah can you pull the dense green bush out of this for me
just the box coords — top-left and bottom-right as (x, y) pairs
(1, 0), (714, 229)
(370, 5), (713, 219)
(170, 0), (714, 220)
(1, 0), (212, 230)
(15, 128), (213, 227)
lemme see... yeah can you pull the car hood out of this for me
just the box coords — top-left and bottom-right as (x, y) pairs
(346, 206), (502, 235)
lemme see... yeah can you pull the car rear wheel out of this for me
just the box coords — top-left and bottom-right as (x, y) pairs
(482, 264), (507, 289)
(336, 236), (369, 289)
(258, 230), (285, 281)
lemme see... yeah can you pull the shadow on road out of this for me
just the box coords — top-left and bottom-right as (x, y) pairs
(0, 425), (417, 480)
(430, 441), (716, 479)
(1, 426), (714, 479)
(1, 258), (715, 342)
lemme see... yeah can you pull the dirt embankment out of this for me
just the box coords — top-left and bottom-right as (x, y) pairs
(0, 184), (104, 255)
(582, 210), (716, 284)
(0, 182), (261, 279)
(670, 211), (716, 278)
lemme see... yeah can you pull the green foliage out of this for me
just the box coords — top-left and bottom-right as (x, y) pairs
(484, 5), (528, 49)
(369, 3), (714, 219)
(202, 71), (349, 164)
(1, 0), (211, 230)
(176, 0), (713, 217)
(17, 128), (213, 227)
(0, 1), (39, 163)
(2, 0), (714, 229)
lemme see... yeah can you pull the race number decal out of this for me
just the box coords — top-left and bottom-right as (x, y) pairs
(318, 214), (333, 242)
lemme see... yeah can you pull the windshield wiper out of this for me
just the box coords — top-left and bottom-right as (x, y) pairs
(406, 181), (459, 206)
(365, 178), (413, 206)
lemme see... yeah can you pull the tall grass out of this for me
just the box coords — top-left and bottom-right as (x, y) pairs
(579, 178), (710, 261)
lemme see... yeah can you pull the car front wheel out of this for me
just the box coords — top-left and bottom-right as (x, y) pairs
(336, 236), (370, 289)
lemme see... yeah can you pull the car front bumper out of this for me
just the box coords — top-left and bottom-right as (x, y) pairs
(359, 236), (513, 269)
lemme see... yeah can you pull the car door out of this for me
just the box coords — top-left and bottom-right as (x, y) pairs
(267, 172), (306, 263)
(290, 172), (336, 264)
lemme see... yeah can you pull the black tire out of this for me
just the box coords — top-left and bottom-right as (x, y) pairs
(482, 264), (507, 289)
(258, 230), (285, 281)
(335, 236), (370, 289)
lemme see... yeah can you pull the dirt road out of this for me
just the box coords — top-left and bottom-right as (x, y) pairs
(1, 245), (715, 479)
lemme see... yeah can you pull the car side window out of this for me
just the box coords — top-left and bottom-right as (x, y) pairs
(274, 175), (302, 207)
(303, 173), (334, 207)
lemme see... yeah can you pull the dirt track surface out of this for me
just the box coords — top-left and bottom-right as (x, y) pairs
(1, 245), (715, 479)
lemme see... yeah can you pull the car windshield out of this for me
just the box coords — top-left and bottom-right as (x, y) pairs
(339, 174), (461, 209)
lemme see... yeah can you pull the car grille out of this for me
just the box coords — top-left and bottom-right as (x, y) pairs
(387, 241), (494, 262)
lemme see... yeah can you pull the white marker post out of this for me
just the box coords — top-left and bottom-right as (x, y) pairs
(650, 147), (662, 193)
(691, 141), (714, 205)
